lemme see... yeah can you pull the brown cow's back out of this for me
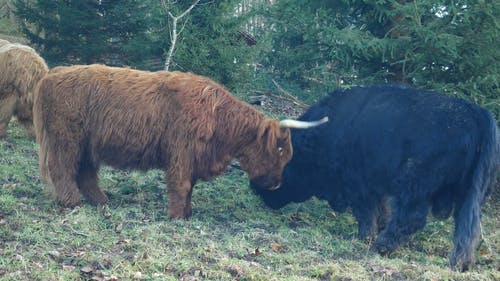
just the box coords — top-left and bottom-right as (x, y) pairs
(39, 65), (255, 170)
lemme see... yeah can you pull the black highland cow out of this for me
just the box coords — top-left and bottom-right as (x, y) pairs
(255, 85), (499, 271)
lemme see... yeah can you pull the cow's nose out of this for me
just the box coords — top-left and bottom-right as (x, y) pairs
(250, 176), (280, 190)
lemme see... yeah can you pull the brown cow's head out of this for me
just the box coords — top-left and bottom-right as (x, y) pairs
(239, 119), (293, 190)
(239, 116), (329, 190)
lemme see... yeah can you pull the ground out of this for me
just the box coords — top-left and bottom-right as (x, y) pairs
(0, 106), (498, 280)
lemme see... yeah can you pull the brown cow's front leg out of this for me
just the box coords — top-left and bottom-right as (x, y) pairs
(76, 161), (108, 205)
(167, 178), (193, 219)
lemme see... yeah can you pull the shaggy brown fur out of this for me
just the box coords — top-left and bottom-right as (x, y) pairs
(0, 42), (48, 138)
(34, 64), (293, 219)
(0, 39), (10, 47)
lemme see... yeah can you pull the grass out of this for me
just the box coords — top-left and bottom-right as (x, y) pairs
(0, 121), (499, 281)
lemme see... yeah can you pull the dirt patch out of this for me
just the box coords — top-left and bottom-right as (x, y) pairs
(249, 93), (306, 118)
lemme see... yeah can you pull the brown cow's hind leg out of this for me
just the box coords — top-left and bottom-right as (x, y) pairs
(14, 99), (35, 138)
(17, 117), (35, 139)
(76, 162), (108, 205)
(47, 151), (81, 207)
(0, 94), (16, 138)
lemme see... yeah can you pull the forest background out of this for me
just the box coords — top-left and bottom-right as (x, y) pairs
(1, 0), (498, 119)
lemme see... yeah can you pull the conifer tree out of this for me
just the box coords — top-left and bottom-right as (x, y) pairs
(15, 0), (261, 90)
(14, 0), (160, 67)
(162, 0), (261, 89)
(262, 0), (499, 118)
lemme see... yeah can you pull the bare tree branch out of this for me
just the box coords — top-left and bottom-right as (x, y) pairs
(161, 0), (201, 70)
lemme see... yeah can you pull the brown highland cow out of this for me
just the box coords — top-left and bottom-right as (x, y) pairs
(0, 42), (48, 138)
(0, 39), (9, 47)
(34, 64), (327, 219)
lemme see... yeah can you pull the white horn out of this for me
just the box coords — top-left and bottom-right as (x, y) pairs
(279, 116), (329, 129)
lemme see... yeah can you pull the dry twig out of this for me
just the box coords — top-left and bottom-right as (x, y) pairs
(271, 79), (309, 109)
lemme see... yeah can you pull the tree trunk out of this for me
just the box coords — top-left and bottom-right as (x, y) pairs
(161, 0), (201, 71)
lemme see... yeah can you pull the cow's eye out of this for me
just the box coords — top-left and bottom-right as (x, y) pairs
(278, 147), (284, 156)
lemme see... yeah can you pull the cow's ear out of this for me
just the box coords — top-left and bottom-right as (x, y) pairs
(257, 119), (269, 140)
(277, 127), (291, 153)
(279, 127), (291, 141)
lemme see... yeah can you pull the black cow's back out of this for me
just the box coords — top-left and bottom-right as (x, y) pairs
(257, 84), (498, 214)
(255, 84), (499, 270)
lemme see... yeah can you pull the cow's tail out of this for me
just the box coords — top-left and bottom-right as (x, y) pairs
(450, 109), (499, 271)
(33, 80), (52, 188)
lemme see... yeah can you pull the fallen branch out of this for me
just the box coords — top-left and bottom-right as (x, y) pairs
(271, 79), (309, 109)
(62, 225), (90, 237)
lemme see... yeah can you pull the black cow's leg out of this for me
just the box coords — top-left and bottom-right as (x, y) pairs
(375, 196), (391, 233)
(373, 196), (429, 255)
(449, 196), (481, 271)
(352, 196), (391, 240)
(352, 200), (378, 240)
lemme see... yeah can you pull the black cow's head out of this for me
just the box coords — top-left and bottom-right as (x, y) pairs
(252, 163), (317, 209)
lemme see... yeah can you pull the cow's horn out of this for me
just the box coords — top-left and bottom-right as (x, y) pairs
(279, 116), (329, 129)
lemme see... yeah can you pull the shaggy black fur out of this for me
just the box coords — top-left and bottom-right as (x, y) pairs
(255, 85), (499, 271)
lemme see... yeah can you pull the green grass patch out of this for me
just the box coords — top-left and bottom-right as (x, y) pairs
(0, 121), (499, 280)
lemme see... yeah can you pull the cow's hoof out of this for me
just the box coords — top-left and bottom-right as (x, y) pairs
(450, 256), (473, 272)
(58, 196), (82, 208)
(167, 211), (189, 220)
(372, 242), (393, 256)
(357, 226), (376, 242)
(87, 193), (109, 205)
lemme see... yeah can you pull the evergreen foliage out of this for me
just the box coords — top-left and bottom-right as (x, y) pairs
(14, 0), (161, 67)
(262, 0), (499, 117)
(10, 0), (499, 117)
(160, 0), (261, 89)
(14, 0), (261, 90)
